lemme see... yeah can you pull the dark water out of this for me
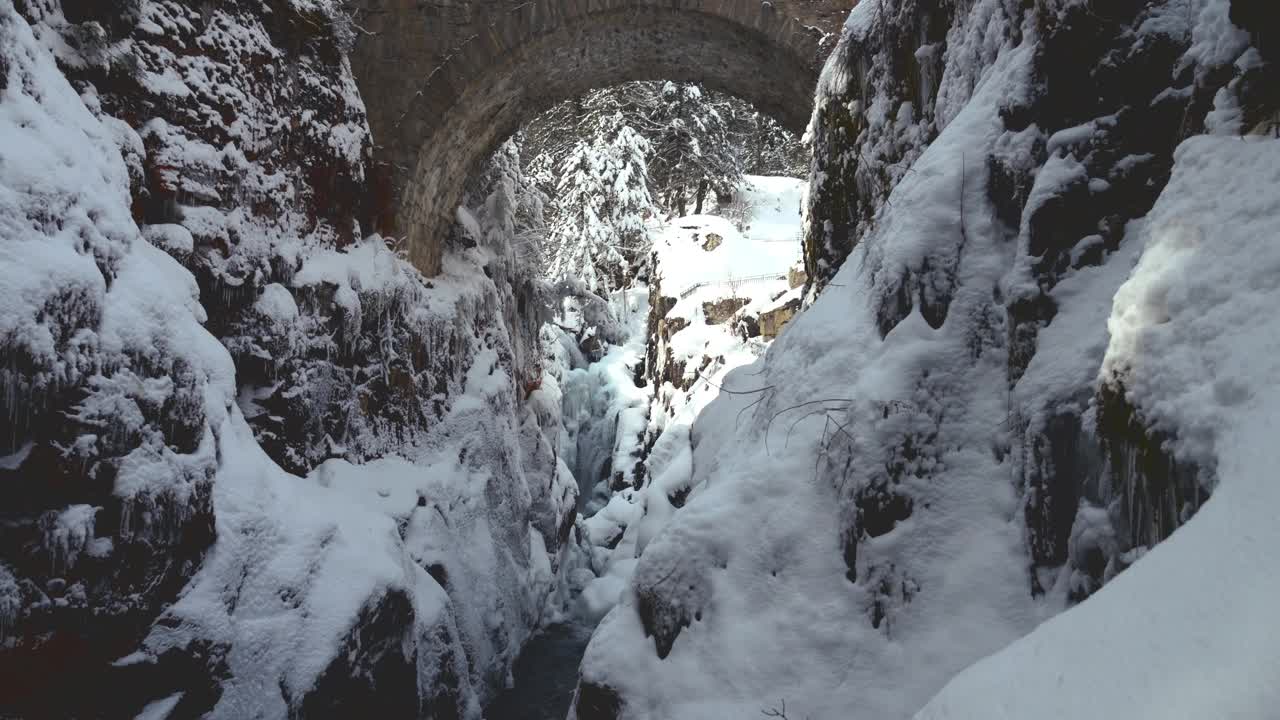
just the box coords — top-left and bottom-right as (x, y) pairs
(485, 622), (595, 720)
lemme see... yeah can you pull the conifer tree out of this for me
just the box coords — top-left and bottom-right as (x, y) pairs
(648, 82), (743, 216)
(546, 117), (655, 291)
(472, 135), (548, 270)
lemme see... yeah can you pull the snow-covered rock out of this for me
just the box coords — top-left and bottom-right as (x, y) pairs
(917, 132), (1280, 720)
(1, 2), (578, 717)
(644, 176), (804, 401)
(574, 1), (1277, 718)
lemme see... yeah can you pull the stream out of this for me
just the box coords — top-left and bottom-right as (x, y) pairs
(484, 622), (596, 720)
(485, 363), (613, 719)
(485, 292), (651, 719)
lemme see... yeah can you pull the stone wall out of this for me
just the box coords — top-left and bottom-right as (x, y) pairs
(347, 0), (854, 277)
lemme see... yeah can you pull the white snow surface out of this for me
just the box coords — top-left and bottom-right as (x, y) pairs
(1, 0), (129, 368)
(579, 15), (1059, 720)
(134, 693), (184, 720)
(917, 135), (1280, 720)
(653, 175), (803, 297)
(146, 417), (455, 717)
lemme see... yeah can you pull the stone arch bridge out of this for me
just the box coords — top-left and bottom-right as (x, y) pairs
(347, 0), (853, 275)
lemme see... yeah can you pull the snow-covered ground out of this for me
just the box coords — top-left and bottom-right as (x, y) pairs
(653, 175), (803, 295)
(648, 175), (804, 391)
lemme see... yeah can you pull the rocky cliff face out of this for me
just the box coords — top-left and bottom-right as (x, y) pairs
(575, 1), (1276, 718)
(801, 0), (1274, 603)
(0, 1), (575, 717)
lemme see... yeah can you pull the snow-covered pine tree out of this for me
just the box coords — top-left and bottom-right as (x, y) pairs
(648, 82), (743, 216)
(473, 134), (548, 270)
(546, 139), (622, 292)
(522, 81), (802, 226)
(522, 83), (662, 194)
(546, 117), (655, 292)
(598, 118), (655, 280)
(731, 109), (809, 178)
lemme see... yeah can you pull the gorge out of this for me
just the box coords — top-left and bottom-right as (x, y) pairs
(1, 0), (1278, 718)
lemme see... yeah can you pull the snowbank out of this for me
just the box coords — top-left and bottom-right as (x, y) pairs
(653, 175), (803, 296)
(917, 134), (1280, 720)
(579, 25), (1045, 718)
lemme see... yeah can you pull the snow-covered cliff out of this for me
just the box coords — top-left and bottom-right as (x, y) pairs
(574, 1), (1278, 718)
(0, 1), (576, 716)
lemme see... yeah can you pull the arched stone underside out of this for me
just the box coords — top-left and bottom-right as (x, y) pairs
(349, 0), (851, 276)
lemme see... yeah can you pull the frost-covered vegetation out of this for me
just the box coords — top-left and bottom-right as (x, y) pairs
(545, 122), (655, 293)
(524, 80), (807, 294)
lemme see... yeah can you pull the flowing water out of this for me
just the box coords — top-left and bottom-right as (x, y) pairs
(484, 622), (596, 720)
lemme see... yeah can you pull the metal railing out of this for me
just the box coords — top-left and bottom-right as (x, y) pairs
(676, 272), (787, 300)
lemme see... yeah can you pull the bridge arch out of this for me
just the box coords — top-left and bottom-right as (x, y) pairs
(349, 0), (848, 275)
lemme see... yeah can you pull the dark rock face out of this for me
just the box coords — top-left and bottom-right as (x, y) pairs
(644, 287), (691, 401)
(1023, 410), (1099, 569)
(802, 0), (954, 293)
(702, 297), (750, 325)
(0, 499), (223, 718)
(1097, 383), (1209, 553)
(573, 680), (624, 720)
(1, 635), (231, 719)
(297, 590), (423, 719)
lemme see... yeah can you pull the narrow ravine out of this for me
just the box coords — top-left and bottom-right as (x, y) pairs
(486, 287), (652, 719)
(486, 176), (808, 719)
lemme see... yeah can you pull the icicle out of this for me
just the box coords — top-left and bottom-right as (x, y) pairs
(0, 564), (17, 643)
(39, 505), (100, 575)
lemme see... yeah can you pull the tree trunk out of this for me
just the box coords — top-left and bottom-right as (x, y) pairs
(694, 179), (708, 214)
